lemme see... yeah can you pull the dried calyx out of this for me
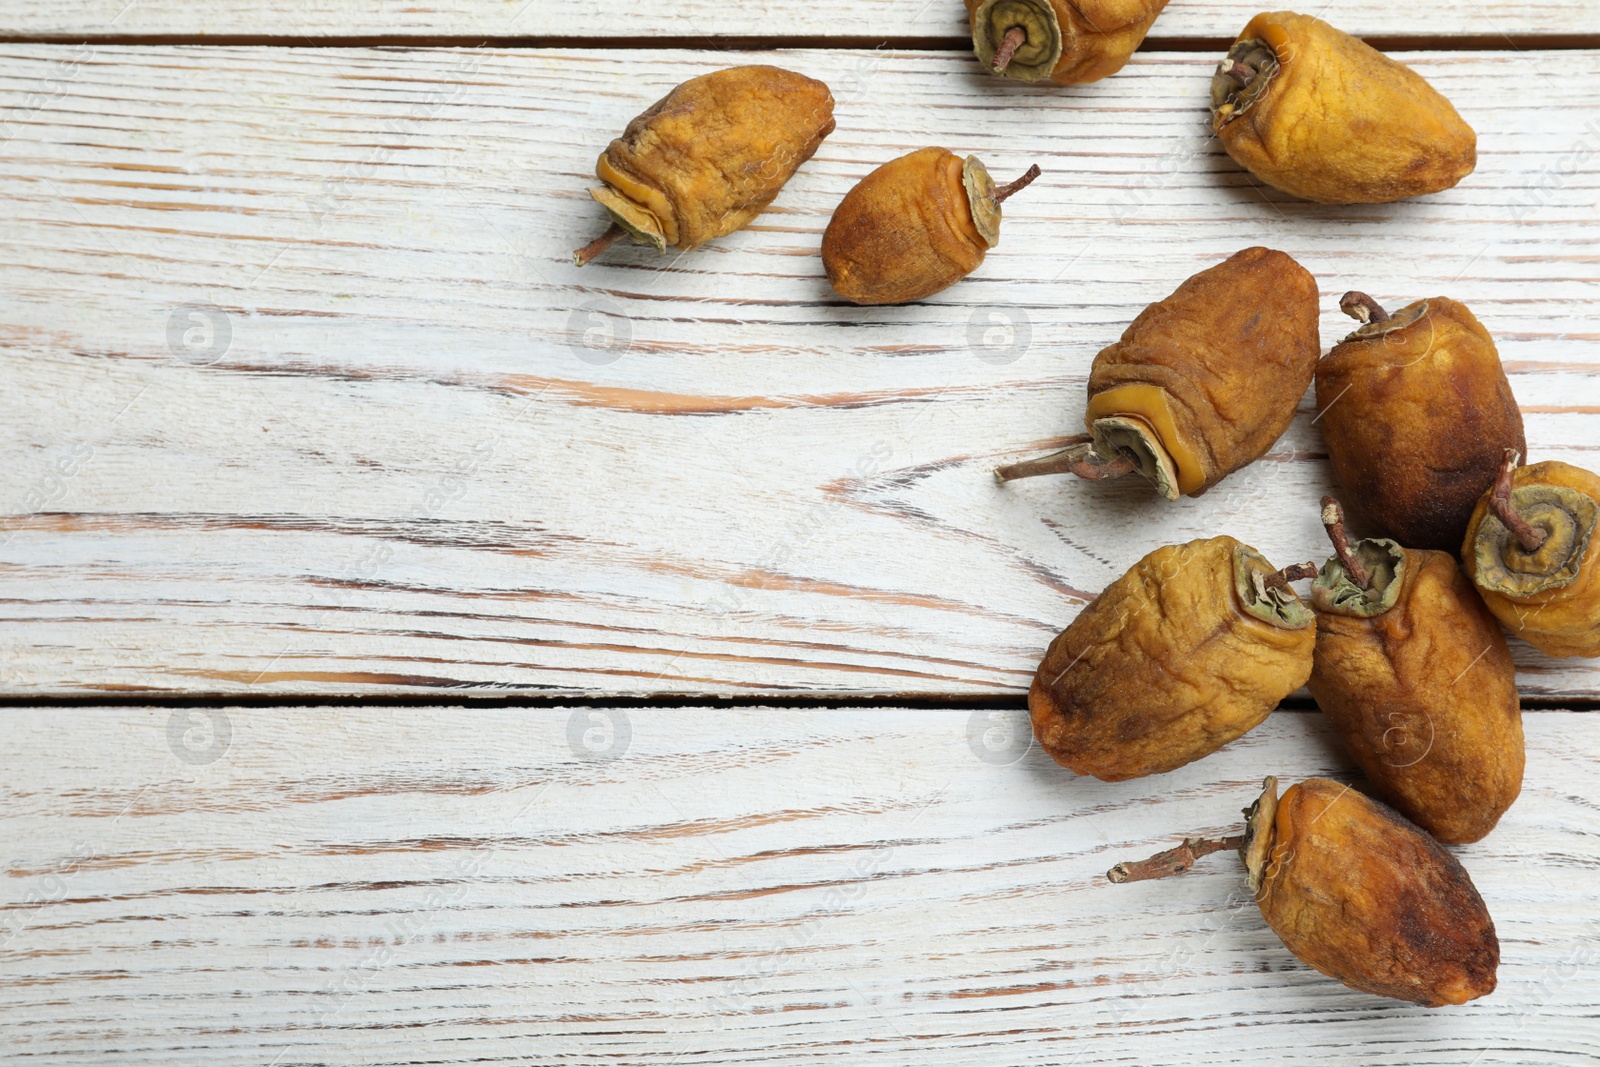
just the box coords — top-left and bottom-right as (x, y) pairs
(1211, 39), (1279, 126)
(1241, 776), (1279, 895)
(994, 416), (1181, 500)
(1338, 290), (1428, 341)
(971, 0), (1063, 82)
(1236, 545), (1316, 629)
(970, 159), (1041, 245)
(1312, 496), (1405, 617)
(1472, 449), (1599, 596)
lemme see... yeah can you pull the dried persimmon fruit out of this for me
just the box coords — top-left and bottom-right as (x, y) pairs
(997, 247), (1318, 500)
(1315, 292), (1525, 552)
(575, 65), (835, 265)
(965, 0), (1169, 85)
(1110, 777), (1499, 1006)
(1029, 536), (1316, 781)
(1464, 450), (1600, 658)
(1211, 12), (1475, 203)
(822, 148), (1040, 305)
(1306, 498), (1523, 844)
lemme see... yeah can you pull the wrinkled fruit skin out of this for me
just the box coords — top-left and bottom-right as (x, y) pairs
(823, 147), (991, 305)
(1214, 12), (1476, 203)
(1029, 536), (1315, 781)
(1250, 778), (1499, 1006)
(1086, 246), (1320, 497)
(1316, 297), (1525, 551)
(965, 0), (1169, 85)
(1464, 461), (1600, 658)
(1308, 546), (1523, 844)
(592, 65), (835, 252)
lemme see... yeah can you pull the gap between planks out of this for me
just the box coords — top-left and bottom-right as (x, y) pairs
(0, 695), (1595, 711)
(5, 33), (1600, 51)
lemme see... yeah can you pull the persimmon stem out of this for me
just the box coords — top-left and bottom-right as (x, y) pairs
(1491, 448), (1548, 552)
(573, 222), (625, 267)
(1321, 496), (1371, 590)
(992, 26), (1027, 72)
(1263, 562), (1318, 593)
(994, 164), (1042, 205)
(995, 437), (1135, 483)
(1221, 58), (1255, 87)
(1107, 835), (1245, 884)
(1340, 291), (1391, 325)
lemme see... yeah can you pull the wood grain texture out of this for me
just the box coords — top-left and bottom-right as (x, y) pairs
(1, 46), (1599, 698)
(1, 0), (1596, 40)
(1, 706), (1597, 1066)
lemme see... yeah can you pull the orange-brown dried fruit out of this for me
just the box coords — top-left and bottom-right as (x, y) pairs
(1315, 292), (1525, 552)
(1029, 536), (1316, 781)
(1464, 451), (1600, 658)
(1211, 12), (1476, 203)
(1109, 777), (1499, 1007)
(965, 0), (1169, 85)
(822, 147), (1041, 305)
(574, 65), (835, 265)
(996, 247), (1319, 500)
(1307, 498), (1523, 844)
(1247, 778), (1499, 1005)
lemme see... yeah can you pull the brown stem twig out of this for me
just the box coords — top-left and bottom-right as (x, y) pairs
(1263, 562), (1318, 593)
(1320, 496), (1370, 590)
(1491, 448), (1548, 552)
(573, 222), (625, 268)
(1221, 58), (1255, 88)
(994, 164), (1042, 205)
(1107, 836), (1245, 884)
(1339, 291), (1391, 326)
(992, 26), (1027, 72)
(995, 437), (1135, 483)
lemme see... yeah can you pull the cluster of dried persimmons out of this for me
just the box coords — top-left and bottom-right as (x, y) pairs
(568, 6), (1600, 1010)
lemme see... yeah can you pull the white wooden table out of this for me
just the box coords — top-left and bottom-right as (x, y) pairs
(2, 3), (1599, 1063)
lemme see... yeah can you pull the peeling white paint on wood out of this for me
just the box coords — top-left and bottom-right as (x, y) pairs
(0, 707), (1596, 1065)
(0, 46), (1597, 698)
(1, 0), (1594, 39)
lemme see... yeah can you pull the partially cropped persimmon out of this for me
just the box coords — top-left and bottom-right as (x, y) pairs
(1464, 450), (1600, 658)
(965, 0), (1169, 85)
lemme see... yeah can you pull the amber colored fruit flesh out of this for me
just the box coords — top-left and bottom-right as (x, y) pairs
(1316, 297), (1525, 551)
(1308, 546), (1523, 844)
(1464, 460), (1600, 658)
(1255, 779), (1499, 1006)
(822, 147), (990, 306)
(595, 65), (835, 252)
(1214, 11), (1475, 203)
(1029, 536), (1314, 781)
(1084, 384), (1203, 497)
(1085, 246), (1320, 496)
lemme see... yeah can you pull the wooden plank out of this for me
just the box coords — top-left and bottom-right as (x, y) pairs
(2, 0), (1596, 40)
(1, 706), (1597, 1066)
(1, 46), (1598, 698)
